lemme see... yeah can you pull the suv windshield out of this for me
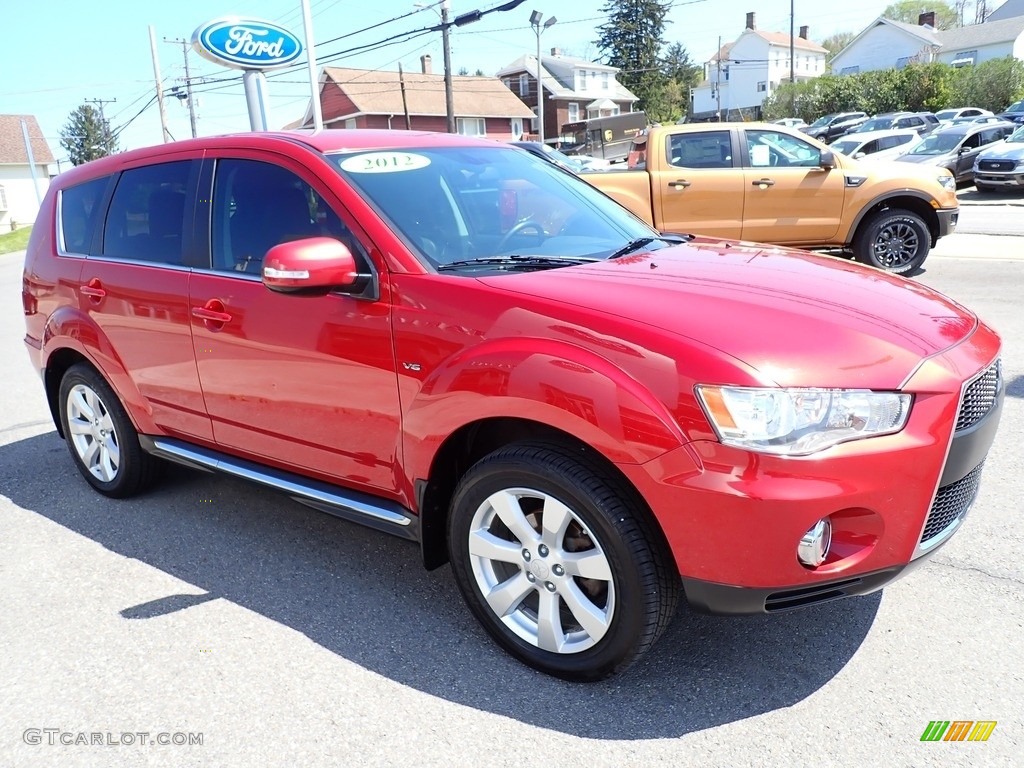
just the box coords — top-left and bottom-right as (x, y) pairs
(330, 146), (658, 269)
(907, 132), (963, 155)
(830, 139), (862, 156)
(808, 113), (838, 128)
(1006, 101), (1024, 113)
(857, 117), (897, 132)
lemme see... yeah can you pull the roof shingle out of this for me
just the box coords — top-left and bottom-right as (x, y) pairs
(0, 115), (55, 165)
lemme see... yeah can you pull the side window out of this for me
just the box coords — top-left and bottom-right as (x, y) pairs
(961, 134), (982, 150)
(102, 162), (190, 264)
(745, 130), (821, 168)
(861, 140), (880, 155)
(666, 131), (733, 169)
(211, 159), (369, 275)
(876, 136), (898, 151)
(59, 176), (108, 255)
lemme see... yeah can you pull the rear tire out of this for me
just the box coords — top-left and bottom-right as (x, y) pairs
(853, 208), (930, 275)
(447, 442), (679, 681)
(58, 363), (161, 498)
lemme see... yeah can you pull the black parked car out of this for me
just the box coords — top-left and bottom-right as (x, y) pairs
(800, 111), (868, 142)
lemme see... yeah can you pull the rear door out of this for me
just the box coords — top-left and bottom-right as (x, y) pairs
(740, 128), (846, 244)
(651, 129), (743, 238)
(188, 152), (402, 492)
(81, 155), (213, 441)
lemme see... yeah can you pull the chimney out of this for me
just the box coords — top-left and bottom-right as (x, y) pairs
(799, 25), (809, 40)
(918, 11), (936, 27)
(420, 54), (432, 75)
(745, 11), (756, 30)
(550, 47), (561, 56)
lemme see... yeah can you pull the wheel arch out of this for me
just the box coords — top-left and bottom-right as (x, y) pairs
(848, 192), (942, 248)
(417, 417), (674, 572)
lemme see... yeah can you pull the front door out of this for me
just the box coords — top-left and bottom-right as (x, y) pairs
(188, 156), (401, 492)
(741, 129), (847, 245)
(652, 129), (744, 238)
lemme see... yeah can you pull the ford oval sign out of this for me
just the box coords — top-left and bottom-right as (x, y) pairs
(192, 17), (303, 71)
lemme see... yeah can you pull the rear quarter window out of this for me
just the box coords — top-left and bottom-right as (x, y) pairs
(59, 177), (109, 255)
(101, 161), (191, 265)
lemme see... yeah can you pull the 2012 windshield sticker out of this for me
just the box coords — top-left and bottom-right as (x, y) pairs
(340, 153), (430, 173)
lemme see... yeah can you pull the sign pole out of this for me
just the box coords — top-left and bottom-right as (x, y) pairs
(243, 71), (270, 131)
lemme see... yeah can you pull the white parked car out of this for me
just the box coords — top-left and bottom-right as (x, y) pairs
(828, 129), (922, 162)
(771, 118), (808, 129)
(936, 107), (993, 127)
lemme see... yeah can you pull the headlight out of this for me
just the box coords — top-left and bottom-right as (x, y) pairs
(696, 386), (912, 456)
(937, 174), (956, 191)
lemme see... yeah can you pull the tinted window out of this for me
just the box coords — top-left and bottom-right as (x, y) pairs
(60, 177), (108, 255)
(102, 162), (190, 264)
(745, 130), (821, 168)
(667, 131), (732, 168)
(211, 159), (369, 275)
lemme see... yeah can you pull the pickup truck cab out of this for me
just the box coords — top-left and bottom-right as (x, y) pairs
(583, 122), (959, 274)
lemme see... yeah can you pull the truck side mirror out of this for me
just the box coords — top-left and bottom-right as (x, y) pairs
(819, 149), (836, 169)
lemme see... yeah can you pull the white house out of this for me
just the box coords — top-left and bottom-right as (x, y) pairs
(0, 115), (54, 231)
(690, 12), (827, 120)
(831, 12), (1024, 75)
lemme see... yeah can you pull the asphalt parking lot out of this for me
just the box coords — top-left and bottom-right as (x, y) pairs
(1, 243), (1021, 768)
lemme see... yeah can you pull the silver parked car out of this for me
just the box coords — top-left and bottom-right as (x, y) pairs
(973, 125), (1024, 191)
(896, 122), (1015, 183)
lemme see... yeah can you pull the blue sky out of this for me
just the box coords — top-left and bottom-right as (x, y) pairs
(3, 0), (905, 162)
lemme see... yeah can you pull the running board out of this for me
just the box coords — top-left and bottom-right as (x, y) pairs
(140, 436), (418, 541)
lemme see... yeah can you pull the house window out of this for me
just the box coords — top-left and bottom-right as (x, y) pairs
(568, 102), (579, 122)
(602, 72), (609, 90)
(951, 50), (977, 67)
(577, 70), (586, 91)
(840, 66), (860, 76)
(611, 105), (620, 116)
(0, 185), (6, 211)
(344, 118), (356, 130)
(757, 82), (767, 92)
(502, 77), (511, 90)
(895, 56), (912, 69)
(519, 73), (529, 96)
(456, 118), (486, 137)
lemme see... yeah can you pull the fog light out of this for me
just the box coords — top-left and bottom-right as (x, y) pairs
(798, 519), (832, 567)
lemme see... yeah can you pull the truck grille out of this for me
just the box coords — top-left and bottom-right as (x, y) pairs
(920, 462), (985, 545)
(978, 160), (1016, 172)
(957, 359), (1001, 432)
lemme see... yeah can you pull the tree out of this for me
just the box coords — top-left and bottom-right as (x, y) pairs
(595, 0), (672, 113)
(60, 104), (117, 166)
(652, 42), (701, 121)
(821, 31), (855, 64)
(881, 0), (960, 29)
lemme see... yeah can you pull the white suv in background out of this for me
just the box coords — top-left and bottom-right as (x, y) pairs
(829, 129), (922, 163)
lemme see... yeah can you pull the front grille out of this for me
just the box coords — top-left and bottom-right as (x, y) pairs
(978, 160), (1017, 172)
(957, 359), (1001, 431)
(920, 462), (985, 544)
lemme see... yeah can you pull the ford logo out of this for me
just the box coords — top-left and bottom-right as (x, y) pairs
(192, 17), (303, 71)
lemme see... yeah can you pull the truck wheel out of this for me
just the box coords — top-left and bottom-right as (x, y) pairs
(447, 442), (679, 681)
(58, 363), (161, 498)
(854, 209), (930, 274)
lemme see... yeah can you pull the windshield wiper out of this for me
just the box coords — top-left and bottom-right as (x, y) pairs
(436, 254), (600, 272)
(607, 234), (692, 260)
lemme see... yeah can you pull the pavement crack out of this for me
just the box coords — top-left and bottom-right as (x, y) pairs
(929, 557), (1024, 588)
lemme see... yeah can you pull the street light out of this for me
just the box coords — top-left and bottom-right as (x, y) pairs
(530, 11), (556, 144)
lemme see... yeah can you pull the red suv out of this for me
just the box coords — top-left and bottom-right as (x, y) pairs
(22, 130), (1003, 680)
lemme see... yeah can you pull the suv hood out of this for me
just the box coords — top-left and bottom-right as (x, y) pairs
(978, 143), (1024, 161)
(480, 241), (976, 390)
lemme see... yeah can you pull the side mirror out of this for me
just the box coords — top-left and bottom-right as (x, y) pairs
(853, 151), (867, 160)
(819, 149), (836, 169)
(262, 237), (360, 294)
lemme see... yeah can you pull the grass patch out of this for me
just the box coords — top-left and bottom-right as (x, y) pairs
(0, 226), (32, 255)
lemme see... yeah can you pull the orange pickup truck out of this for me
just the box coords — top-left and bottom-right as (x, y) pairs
(581, 123), (960, 274)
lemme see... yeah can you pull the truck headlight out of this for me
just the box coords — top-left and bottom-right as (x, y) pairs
(696, 386), (912, 456)
(936, 174), (956, 191)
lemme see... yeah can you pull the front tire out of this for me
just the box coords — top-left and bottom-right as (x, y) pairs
(448, 442), (679, 681)
(58, 363), (160, 498)
(853, 208), (930, 274)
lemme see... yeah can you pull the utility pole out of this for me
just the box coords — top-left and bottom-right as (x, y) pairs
(399, 64), (413, 129)
(440, 1), (456, 133)
(86, 98), (116, 125)
(716, 36), (722, 121)
(301, 0), (324, 130)
(148, 26), (172, 143)
(789, 0), (796, 116)
(86, 98), (116, 149)
(165, 38), (198, 138)
(530, 11), (557, 143)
